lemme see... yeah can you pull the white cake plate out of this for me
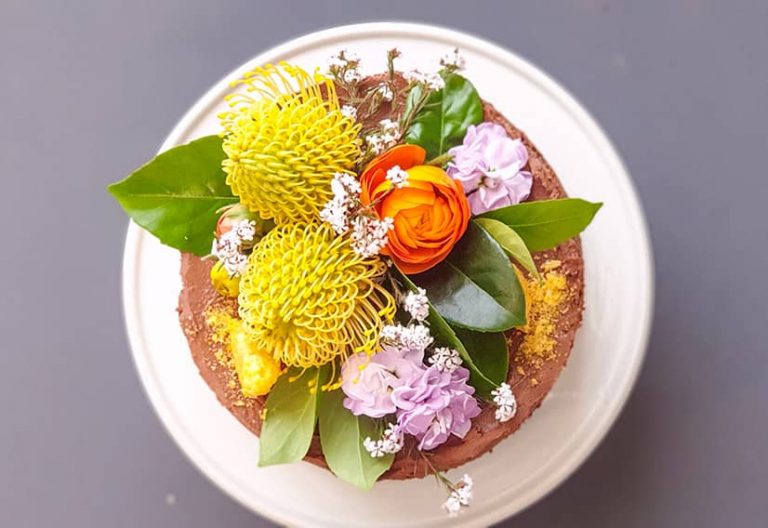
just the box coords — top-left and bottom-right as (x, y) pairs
(120, 22), (653, 527)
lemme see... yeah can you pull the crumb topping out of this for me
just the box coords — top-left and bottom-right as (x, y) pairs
(517, 260), (569, 366)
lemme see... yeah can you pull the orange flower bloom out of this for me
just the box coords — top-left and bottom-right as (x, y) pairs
(360, 144), (470, 274)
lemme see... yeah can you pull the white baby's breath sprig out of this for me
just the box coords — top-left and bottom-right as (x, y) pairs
(376, 82), (394, 101)
(439, 48), (466, 71)
(386, 165), (409, 189)
(364, 423), (404, 458)
(233, 219), (257, 242)
(380, 323), (434, 352)
(403, 287), (428, 321)
(428, 347), (462, 373)
(404, 69), (445, 91)
(344, 68), (362, 83)
(442, 474), (473, 517)
(365, 118), (401, 155)
(350, 215), (394, 258)
(340, 105), (357, 119)
(319, 172), (362, 235)
(211, 221), (257, 277)
(491, 382), (517, 423)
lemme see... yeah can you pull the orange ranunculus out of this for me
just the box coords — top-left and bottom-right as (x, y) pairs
(360, 144), (470, 274)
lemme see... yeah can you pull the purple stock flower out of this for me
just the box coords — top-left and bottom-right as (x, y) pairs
(392, 366), (481, 450)
(341, 346), (423, 418)
(447, 122), (533, 215)
(341, 346), (481, 450)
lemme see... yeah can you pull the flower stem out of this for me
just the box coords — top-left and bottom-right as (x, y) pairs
(426, 152), (453, 167)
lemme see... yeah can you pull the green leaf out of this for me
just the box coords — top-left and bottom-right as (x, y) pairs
(453, 327), (509, 395)
(108, 135), (237, 256)
(396, 271), (499, 397)
(478, 198), (603, 252)
(410, 221), (526, 332)
(475, 217), (540, 279)
(258, 366), (328, 467)
(318, 388), (393, 490)
(404, 72), (484, 159)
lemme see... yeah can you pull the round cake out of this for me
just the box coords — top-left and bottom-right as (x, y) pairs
(177, 74), (585, 480)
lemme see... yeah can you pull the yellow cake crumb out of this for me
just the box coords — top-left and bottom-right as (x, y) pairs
(518, 262), (569, 366)
(541, 259), (562, 272)
(530, 378), (539, 387)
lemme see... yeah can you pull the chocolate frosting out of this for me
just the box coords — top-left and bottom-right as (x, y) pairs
(177, 75), (584, 480)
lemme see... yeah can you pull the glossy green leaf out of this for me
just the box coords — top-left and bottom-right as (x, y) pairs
(403, 72), (484, 159)
(453, 327), (509, 395)
(475, 217), (540, 279)
(396, 271), (499, 397)
(258, 366), (328, 467)
(410, 221), (526, 332)
(318, 388), (393, 489)
(108, 135), (237, 256)
(478, 198), (602, 252)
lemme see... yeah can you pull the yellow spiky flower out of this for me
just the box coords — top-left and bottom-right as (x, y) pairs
(238, 222), (395, 370)
(219, 62), (362, 225)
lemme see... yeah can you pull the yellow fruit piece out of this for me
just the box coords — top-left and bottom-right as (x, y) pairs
(210, 261), (241, 298)
(229, 322), (282, 397)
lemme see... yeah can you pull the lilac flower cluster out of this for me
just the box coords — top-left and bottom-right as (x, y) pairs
(341, 342), (480, 451)
(447, 122), (533, 215)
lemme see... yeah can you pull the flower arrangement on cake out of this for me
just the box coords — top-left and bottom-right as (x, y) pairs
(109, 48), (601, 516)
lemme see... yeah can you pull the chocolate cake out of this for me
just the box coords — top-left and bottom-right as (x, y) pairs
(178, 75), (585, 479)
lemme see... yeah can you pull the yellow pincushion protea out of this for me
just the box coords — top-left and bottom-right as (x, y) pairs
(238, 222), (395, 369)
(220, 62), (362, 225)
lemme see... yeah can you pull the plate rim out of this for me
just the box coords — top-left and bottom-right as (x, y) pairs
(120, 21), (654, 526)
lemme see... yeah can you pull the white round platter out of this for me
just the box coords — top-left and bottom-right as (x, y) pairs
(121, 22), (653, 528)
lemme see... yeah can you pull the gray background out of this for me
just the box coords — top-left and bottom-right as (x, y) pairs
(1, 1), (766, 526)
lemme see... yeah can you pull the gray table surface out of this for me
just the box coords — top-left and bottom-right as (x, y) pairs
(2, 1), (766, 526)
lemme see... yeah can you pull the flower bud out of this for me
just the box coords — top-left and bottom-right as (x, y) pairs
(215, 204), (274, 240)
(210, 261), (241, 298)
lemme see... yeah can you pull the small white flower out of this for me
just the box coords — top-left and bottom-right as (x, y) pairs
(363, 436), (386, 458)
(341, 49), (360, 63)
(211, 228), (254, 277)
(222, 252), (248, 276)
(340, 105), (357, 119)
(440, 48), (466, 70)
(233, 220), (257, 242)
(350, 215), (393, 258)
(327, 49), (360, 72)
(376, 82), (394, 101)
(379, 118), (399, 135)
(211, 231), (240, 260)
(443, 494), (462, 517)
(380, 323), (433, 352)
(385, 165), (409, 189)
(442, 474), (473, 517)
(403, 287), (428, 321)
(429, 347), (462, 373)
(365, 133), (385, 154)
(404, 70), (445, 91)
(319, 199), (349, 234)
(320, 172), (362, 234)
(364, 423), (403, 458)
(491, 383), (517, 423)
(344, 68), (362, 83)
(365, 119), (400, 154)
